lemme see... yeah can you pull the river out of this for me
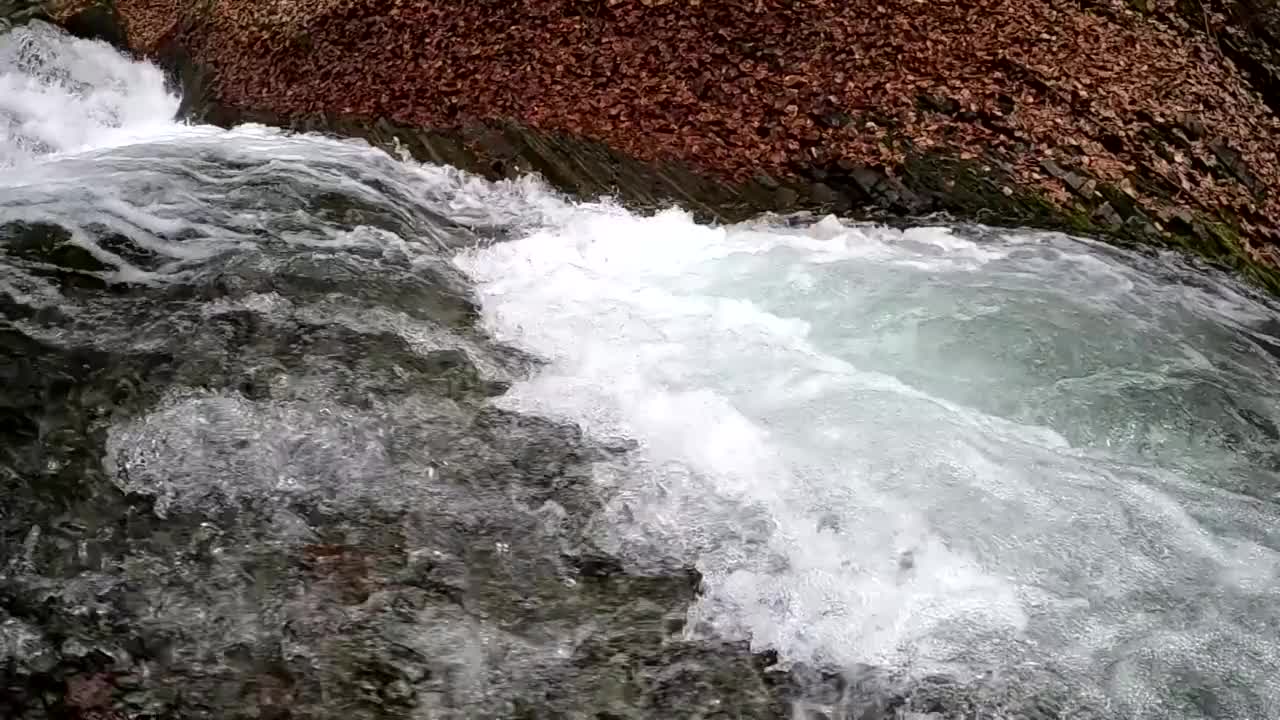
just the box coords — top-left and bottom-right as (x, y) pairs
(3, 20), (1279, 720)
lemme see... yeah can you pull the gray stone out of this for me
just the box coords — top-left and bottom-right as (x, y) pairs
(807, 181), (842, 206)
(1040, 158), (1092, 196)
(1092, 201), (1124, 228)
(0, 1), (47, 25)
(773, 186), (800, 210)
(1208, 137), (1264, 194)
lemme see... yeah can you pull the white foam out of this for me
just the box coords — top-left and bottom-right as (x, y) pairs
(458, 205), (1280, 716)
(0, 21), (180, 164)
(8, 20), (1280, 716)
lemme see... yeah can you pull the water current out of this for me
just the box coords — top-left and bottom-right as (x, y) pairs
(3, 20), (1280, 720)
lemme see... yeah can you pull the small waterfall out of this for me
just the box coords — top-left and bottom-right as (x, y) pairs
(2, 20), (1279, 720)
(0, 21), (179, 164)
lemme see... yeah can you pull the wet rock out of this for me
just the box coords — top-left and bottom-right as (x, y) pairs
(0, 0), (47, 26)
(0, 221), (110, 279)
(917, 93), (960, 115)
(1097, 182), (1145, 223)
(1, 183), (839, 719)
(1092, 200), (1125, 229)
(772, 185), (799, 211)
(806, 181), (845, 210)
(56, 0), (125, 47)
(1040, 159), (1093, 198)
(836, 162), (931, 216)
(1208, 136), (1265, 195)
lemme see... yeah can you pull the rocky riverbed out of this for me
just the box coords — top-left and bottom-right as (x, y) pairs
(0, 28), (790, 718)
(0, 16), (1064, 719)
(5, 3), (1280, 719)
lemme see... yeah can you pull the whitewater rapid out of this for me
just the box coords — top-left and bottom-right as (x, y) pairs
(4, 20), (1280, 719)
(456, 210), (1280, 717)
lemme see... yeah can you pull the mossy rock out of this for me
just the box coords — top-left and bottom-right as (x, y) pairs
(0, 0), (48, 26)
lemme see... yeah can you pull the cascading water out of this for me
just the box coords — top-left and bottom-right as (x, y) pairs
(458, 213), (1280, 717)
(2, 19), (1279, 720)
(0, 20), (177, 163)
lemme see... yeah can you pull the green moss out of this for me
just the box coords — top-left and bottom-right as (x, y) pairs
(1200, 220), (1280, 295)
(1144, 208), (1280, 295)
(897, 153), (1280, 297)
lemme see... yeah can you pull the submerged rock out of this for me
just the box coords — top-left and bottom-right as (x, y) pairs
(5, 10), (1278, 719)
(0, 1), (47, 26)
(0, 106), (874, 717)
(0, 190), (761, 719)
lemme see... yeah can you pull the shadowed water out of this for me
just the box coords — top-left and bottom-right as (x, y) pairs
(3, 19), (1280, 720)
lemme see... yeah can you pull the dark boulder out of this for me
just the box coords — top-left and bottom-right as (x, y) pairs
(57, 0), (126, 48)
(0, 0), (48, 26)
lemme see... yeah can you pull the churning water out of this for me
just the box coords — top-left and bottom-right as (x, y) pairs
(3, 20), (1280, 720)
(459, 214), (1280, 718)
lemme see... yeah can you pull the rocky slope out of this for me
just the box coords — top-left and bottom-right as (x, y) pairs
(44, 0), (1280, 293)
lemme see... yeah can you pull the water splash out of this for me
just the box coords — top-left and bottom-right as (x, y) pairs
(0, 21), (179, 165)
(4, 19), (1280, 719)
(457, 208), (1280, 719)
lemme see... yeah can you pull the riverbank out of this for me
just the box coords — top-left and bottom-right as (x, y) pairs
(37, 0), (1280, 291)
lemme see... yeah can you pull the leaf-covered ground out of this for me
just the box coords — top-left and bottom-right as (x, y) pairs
(114, 0), (1280, 262)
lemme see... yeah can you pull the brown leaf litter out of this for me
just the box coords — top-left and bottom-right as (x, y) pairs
(112, 0), (1279, 260)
